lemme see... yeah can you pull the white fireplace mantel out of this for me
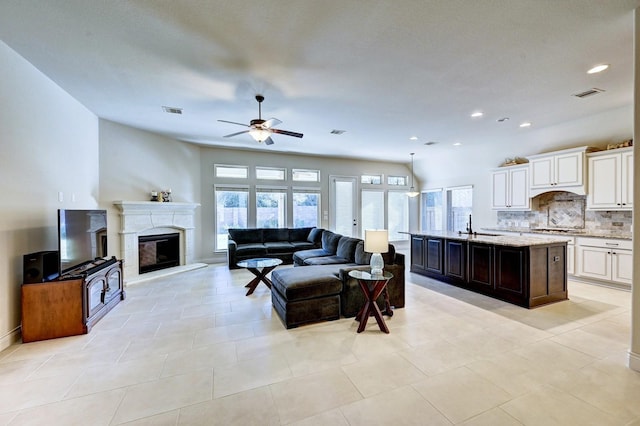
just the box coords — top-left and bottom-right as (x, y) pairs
(113, 201), (203, 284)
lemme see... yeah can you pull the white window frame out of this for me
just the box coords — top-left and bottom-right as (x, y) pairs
(387, 175), (408, 186)
(421, 188), (444, 232)
(255, 186), (288, 229)
(292, 187), (321, 228)
(292, 169), (321, 182)
(214, 184), (250, 251)
(256, 166), (286, 180)
(387, 190), (409, 241)
(361, 174), (383, 185)
(214, 164), (249, 179)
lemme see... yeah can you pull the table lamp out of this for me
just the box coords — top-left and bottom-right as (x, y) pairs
(364, 229), (389, 275)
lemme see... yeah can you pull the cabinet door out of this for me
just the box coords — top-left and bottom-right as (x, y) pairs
(588, 154), (620, 209)
(566, 244), (575, 275)
(494, 246), (525, 296)
(410, 236), (425, 271)
(621, 151), (633, 208)
(491, 169), (509, 209)
(445, 240), (466, 282)
(612, 250), (633, 285)
(103, 266), (123, 304)
(530, 156), (554, 188)
(555, 151), (583, 186)
(85, 275), (106, 319)
(509, 167), (530, 209)
(576, 245), (611, 281)
(425, 238), (444, 275)
(469, 243), (493, 288)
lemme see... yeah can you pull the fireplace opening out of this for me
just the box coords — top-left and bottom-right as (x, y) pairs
(138, 233), (180, 274)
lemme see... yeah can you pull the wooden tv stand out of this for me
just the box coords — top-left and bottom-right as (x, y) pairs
(21, 258), (125, 343)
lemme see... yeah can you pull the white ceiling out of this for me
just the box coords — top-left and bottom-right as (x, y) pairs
(0, 0), (638, 166)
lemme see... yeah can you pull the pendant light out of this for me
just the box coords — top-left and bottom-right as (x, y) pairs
(407, 152), (419, 198)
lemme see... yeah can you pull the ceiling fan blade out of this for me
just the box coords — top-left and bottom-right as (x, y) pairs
(262, 118), (282, 129)
(271, 128), (303, 138)
(223, 130), (250, 138)
(218, 119), (249, 127)
(264, 136), (275, 145)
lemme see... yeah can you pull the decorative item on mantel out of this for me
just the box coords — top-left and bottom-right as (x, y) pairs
(607, 139), (633, 150)
(501, 157), (528, 167)
(150, 189), (172, 202)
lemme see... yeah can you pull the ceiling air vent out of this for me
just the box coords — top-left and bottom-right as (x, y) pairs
(573, 88), (605, 98)
(330, 129), (346, 135)
(162, 106), (183, 114)
(424, 141), (437, 146)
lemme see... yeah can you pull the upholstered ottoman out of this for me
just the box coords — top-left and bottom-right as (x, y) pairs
(271, 266), (343, 328)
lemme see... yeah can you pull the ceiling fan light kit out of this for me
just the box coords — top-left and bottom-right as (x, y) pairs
(219, 95), (303, 146)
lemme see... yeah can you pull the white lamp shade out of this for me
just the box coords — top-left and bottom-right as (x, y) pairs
(364, 229), (389, 253)
(249, 128), (271, 142)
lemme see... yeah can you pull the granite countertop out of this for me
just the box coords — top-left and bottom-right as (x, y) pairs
(482, 227), (632, 241)
(407, 231), (571, 247)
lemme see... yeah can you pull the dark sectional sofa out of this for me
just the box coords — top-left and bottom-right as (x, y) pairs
(227, 227), (324, 269)
(270, 230), (405, 329)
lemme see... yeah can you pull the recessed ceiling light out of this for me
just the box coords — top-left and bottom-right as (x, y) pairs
(471, 112), (483, 118)
(587, 64), (609, 74)
(519, 122), (532, 128)
(409, 136), (418, 140)
(453, 142), (462, 146)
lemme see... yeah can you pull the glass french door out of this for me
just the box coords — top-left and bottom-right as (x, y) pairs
(329, 176), (358, 236)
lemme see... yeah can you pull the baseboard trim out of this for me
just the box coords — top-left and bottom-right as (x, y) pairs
(0, 326), (21, 353)
(628, 350), (640, 372)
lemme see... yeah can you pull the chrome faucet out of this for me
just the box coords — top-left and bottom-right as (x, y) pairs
(465, 214), (473, 234)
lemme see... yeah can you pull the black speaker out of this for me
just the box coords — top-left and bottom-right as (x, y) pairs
(23, 251), (59, 283)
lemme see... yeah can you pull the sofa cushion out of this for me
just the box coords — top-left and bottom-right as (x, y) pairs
(304, 255), (352, 266)
(336, 237), (361, 262)
(290, 241), (315, 249)
(271, 267), (342, 301)
(289, 227), (313, 242)
(293, 248), (332, 265)
(264, 241), (295, 254)
(235, 243), (267, 257)
(354, 241), (372, 265)
(263, 228), (290, 242)
(321, 231), (341, 254)
(382, 243), (396, 264)
(229, 228), (262, 245)
(307, 228), (324, 244)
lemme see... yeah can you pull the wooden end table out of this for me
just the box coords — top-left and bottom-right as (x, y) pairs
(348, 270), (394, 333)
(236, 258), (283, 296)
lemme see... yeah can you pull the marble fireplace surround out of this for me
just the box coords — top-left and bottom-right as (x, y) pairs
(113, 201), (205, 284)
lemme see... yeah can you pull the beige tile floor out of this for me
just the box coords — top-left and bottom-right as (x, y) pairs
(1, 263), (639, 425)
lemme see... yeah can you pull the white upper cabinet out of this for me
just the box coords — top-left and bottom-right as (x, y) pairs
(491, 164), (530, 210)
(587, 147), (633, 210)
(527, 146), (592, 197)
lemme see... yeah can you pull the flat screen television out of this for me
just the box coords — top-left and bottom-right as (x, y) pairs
(57, 209), (108, 275)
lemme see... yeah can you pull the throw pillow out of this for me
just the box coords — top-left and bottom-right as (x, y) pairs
(307, 227), (324, 244)
(354, 241), (372, 265)
(336, 237), (360, 262)
(321, 231), (341, 254)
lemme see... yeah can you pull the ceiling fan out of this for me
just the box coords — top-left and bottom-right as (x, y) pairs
(218, 95), (303, 145)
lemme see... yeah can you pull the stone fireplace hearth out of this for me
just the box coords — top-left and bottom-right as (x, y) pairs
(113, 201), (203, 284)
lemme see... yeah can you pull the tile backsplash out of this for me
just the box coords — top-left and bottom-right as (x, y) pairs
(497, 191), (632, 234)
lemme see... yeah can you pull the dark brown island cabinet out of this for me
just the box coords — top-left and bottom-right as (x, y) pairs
(21, 258), (125, 342)
(410, 232), (568, 308)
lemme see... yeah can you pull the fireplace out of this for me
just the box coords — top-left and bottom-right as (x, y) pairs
(138, 233), (180, 274)
(113, 201), (201, 283)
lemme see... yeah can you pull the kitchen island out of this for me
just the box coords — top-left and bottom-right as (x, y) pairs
(409, 231), (569, 308)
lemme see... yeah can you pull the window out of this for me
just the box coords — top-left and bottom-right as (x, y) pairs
(361, 174), (382, 185)
(215, 164), (248, 179)
(292, 169), (320, 182)
(422, 189), (443, 232)
(293, 190), (320, 228)
(256, 189), (286, 228)
(447, 186), (473, 232)
(215, 187), (248, 250)
(388, 191), (409, 241)
(388, 176), (407, 186)
(361, 190), (384, 236)
(256, 166), (286, 180)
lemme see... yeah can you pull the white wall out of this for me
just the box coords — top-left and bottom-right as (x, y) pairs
(198, 147), (415, 262)
(98, 120), (202, 262)
(0, 41), (99, 350)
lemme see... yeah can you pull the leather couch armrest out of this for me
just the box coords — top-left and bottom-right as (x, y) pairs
(227, 238), (238, 269)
